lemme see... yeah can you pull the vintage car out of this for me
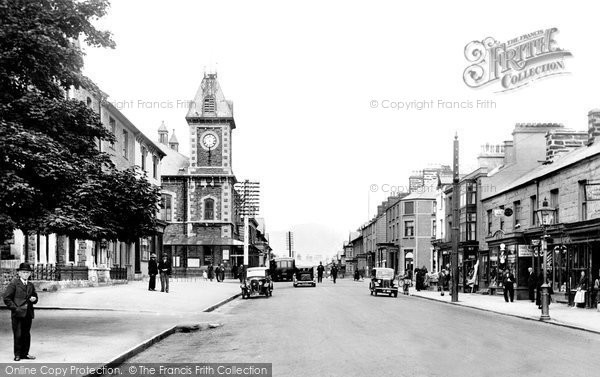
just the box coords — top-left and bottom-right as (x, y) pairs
(369, 267), (398, 297)
(293, 266), (316, 287)
(241, 267), (273, 299)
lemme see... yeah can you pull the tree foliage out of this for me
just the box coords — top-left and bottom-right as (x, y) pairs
(0, 0), (161, 243)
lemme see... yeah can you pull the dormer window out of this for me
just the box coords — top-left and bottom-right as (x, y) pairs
(203, 96), (216, 115)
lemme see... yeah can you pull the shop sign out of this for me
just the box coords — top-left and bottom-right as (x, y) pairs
(188, 258), (200, 268)
(78, 241), (87, 251)
(223, 249), (229, 260)
(518, 245), (533, 257)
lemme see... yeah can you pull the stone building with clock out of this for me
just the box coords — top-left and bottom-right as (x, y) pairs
(157, 73), (269, 274)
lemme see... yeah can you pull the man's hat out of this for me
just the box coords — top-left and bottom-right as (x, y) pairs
(17, 263), (33, 272)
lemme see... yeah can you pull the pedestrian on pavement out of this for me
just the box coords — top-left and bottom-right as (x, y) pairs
(438, 269), (446, 296)
(215, 265), (221, 283)
(415, 268), (423, 291)
(3, 263), (38, 361)
(593, 273), (600, 311)
(317, 262), (324, 283)
(331, 264), (338, 284)
(502, 269), (516, 302)
(422, 267), (428, 289)
(148, 253), (158, 291)
(354, 269), (360, 281)
(208, 263), (214, 282)
(220, 264), (225, 282)
(158, 254), (172, 293)
(527, 267), (536, 303)
(238, 264), (245, 283)
(402, 271), (411, 295)
(573, 270), (587, 308)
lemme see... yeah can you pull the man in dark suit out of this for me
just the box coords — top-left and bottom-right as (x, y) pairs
(158, 254), (172, 293)
(331, 264), (338, 284)
(3, 263), (38, 361)
(148, 253), (158, 291)
(527, 267), (536, 303)
(502, 269), (516, 303)
(317, 262), (324, 283)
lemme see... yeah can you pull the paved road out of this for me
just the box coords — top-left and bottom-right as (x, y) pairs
(129, 279), (600, 377)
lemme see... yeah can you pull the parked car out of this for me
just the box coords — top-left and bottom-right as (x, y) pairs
(294, 266), (316, 287)
(370, 268), (398, 297)
(241, 267), (273, 299)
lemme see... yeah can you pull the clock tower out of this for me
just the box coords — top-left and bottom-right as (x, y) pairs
(187, 73), (235, 175)
(160, 73), (241, 271)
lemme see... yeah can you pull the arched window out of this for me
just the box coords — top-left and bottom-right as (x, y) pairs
(203, 96), (216, 114)
(161, 194), (172, 221)
(204, 198), (215, 220)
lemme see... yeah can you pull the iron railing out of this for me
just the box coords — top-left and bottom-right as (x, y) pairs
(110, 266), (127, 280)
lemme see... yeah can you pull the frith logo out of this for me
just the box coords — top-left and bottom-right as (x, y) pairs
(463, 28), (572, 92)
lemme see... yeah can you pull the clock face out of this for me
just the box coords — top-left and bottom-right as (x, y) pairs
(202, 134), (217, 149)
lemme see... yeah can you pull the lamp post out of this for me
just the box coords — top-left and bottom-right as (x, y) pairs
(535, 197), (555, 321)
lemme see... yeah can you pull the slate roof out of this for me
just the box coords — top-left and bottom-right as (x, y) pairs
(483, 142), (600, 200)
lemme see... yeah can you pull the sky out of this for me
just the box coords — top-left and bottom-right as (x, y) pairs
(81, 0), (600, 259)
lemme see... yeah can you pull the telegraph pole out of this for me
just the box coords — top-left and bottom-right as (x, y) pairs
(451, 133), (460, 302)
(286, 231), (294, 258)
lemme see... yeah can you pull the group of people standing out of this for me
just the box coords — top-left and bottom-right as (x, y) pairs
(147, 253), (172, 293)
(525, 268), (600, 309)
(414, 266), (429, 291)
(316, 262), (339, 283)
(205, 263), (226, 282)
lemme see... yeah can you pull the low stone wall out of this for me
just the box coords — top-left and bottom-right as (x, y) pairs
(1, 266), (128, 298)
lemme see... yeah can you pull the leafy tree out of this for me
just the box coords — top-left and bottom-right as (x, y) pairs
(0, 0), (160, 244)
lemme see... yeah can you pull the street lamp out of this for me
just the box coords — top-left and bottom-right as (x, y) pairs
(535, 197), (556, 321)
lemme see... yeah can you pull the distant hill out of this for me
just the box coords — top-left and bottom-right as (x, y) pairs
(269, 223), (346, 261)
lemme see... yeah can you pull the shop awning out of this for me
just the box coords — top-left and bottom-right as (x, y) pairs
(163, 235), (244, 246)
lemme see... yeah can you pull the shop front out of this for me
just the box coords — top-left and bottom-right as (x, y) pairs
(486, 232), (529, 299)
(487, 223), (600, 305)
(163, 235), (244, 277)
(562, 219), (600, 308)
(459, 245), (478, 292)
(432, 239), (451, 273)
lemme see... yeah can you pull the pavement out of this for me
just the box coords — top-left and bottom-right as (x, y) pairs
(0, 278), (241, 364)
(408, 285), (600, 334)
(1, 276), (599, 366)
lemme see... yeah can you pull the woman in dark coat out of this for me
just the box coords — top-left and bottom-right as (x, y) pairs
(208, 263), (214, 282)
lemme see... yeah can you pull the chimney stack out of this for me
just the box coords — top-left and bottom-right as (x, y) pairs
(545, 129), (587, 162)
(588, 109), (600, 146)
